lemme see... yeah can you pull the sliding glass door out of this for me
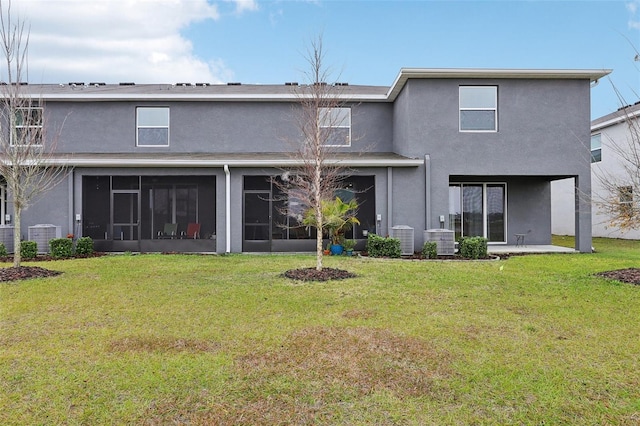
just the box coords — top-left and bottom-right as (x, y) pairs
(449, 183), (506, 242)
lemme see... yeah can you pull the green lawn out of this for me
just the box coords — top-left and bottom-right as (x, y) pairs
(2, 239), (640, 425)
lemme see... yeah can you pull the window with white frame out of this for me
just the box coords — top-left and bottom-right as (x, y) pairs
(137, 107), (169, 146)
(618, 185), (634, 218)
(12, 106), (43, 146)
(0, 184), (6, 225)
(591, 133), (602, 163)
(319, 107), (351, 146)
(459, 86), (498, 132)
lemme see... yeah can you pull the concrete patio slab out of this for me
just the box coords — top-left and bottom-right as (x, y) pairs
(488, 245), (577, 254)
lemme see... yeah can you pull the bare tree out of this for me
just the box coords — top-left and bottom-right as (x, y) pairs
(0, 0), (68, 267)
(277, 36), (352, 271)
(591, 94), (640, 233)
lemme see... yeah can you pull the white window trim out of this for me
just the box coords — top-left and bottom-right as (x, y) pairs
(0, 185), (5, 225)
(590, 133), (602, 163)
(12, 106), (44, 146)
(459, 86), (498, 133)
(136, 107), (170, 147)
(320, 107), (351, 147)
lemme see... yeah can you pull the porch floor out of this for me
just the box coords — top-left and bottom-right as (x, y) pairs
(487, 245), (577, 254)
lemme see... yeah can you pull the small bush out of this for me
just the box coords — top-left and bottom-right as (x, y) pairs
(0, 242), (7, 257)
(458, 236), (488, 259)
(366, 234), (401, 258)
(422, 241), (438, 259)
(50, 238), (74, 258)
(20, 241), (38, 259)
(75, 236), (94, 256)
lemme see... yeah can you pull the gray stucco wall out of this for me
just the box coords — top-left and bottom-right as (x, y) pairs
(20, 174), (71, 241)
(390, 78), (592, 251)
(49, 101), (393, 155)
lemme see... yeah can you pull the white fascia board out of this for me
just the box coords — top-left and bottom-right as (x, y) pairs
(592, 108), (640, 132)
(387, 68), (613, 101)
(37, 93), (389, 102)
(44, 157), (424, 168)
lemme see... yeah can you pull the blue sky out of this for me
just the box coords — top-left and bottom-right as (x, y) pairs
(17, 0), (640, 119)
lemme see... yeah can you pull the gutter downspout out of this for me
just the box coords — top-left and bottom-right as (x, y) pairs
(424, 155), (431, 229)
(224, 165), (231, 253)
(387, 167), (393, 236)
(69, 169), (75, 237)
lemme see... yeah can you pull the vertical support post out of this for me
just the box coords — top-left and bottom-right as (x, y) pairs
(574, 174), (593, 253)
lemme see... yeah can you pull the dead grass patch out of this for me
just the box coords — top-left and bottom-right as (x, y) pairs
(140, 326), (453, 425)
(236, 326), (451, 396)
(109, 336), (220, 354)
(225, 326), (450, 423)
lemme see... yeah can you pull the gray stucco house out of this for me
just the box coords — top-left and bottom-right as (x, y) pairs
(5, 68), (609, 253)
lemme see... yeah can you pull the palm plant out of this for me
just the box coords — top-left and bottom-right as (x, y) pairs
(303, 196), (360, 246)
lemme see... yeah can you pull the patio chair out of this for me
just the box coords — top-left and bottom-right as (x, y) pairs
(182, 222), (201, 239)
(158, 223), (178, 239)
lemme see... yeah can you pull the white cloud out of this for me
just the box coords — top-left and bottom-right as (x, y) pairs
(11, 0), (240, 84)
(230, 0), (259, 14)
(628, 1), (640, 30)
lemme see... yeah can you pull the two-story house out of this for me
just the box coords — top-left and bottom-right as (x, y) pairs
(552, 101), (640, 239)
(4, 68), (608, 254)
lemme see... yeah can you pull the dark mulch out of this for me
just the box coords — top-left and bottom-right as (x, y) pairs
(0, 266), (62, 282)
(0, 253), (105, 283)
(283, 267), (356, 282)
(595, 268), (640, 285)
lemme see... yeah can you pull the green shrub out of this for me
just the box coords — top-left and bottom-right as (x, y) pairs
(422, 241), (438, 259)
(50, 238), (74, 258)
(20, 241), (38, 259)
(458, 236), (488, 259)
(366, 234), (402, 258)
(0, 242), (7, 257)
(75, 236), (94, 256)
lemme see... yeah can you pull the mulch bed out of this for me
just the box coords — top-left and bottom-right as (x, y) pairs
(0, 266), (62, 282)
(283, 267), (356, 282)
(595, 268), (640, 285)
(0, 253), (106, 283)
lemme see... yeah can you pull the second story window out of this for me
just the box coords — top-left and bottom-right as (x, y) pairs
(459, 86), (497, 132)
(618, 186), (634, 218)
(319, 107), (351, 146)
(137, 107), (169, 147)
(591, 133), (602, 163)
(13, 106), (43, 146)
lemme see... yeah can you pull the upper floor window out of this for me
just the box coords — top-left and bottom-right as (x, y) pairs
(591, 133), (602, 163)
(137, 107), (169, 146)
(12, 106), (43, 146)
(618, 185), (634, 217)
(319, 107), (351, 146)
(459, 86), (497, 132)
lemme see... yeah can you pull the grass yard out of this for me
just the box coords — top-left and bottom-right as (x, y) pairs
(1, 238), (640, 425)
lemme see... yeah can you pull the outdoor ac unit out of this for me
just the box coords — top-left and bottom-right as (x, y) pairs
(424, 229), (455, 256)
(391, 225), (414, 255)
(0, 225), (14, 253)
(28, 224), (61, 254)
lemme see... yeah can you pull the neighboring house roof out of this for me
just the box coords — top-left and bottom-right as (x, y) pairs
(11, 68), (611, 103)
(592, 101), (640, 132)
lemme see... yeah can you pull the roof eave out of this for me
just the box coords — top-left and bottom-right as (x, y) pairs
(387, 68), (613, 101)
(42, 157), (424, 168)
